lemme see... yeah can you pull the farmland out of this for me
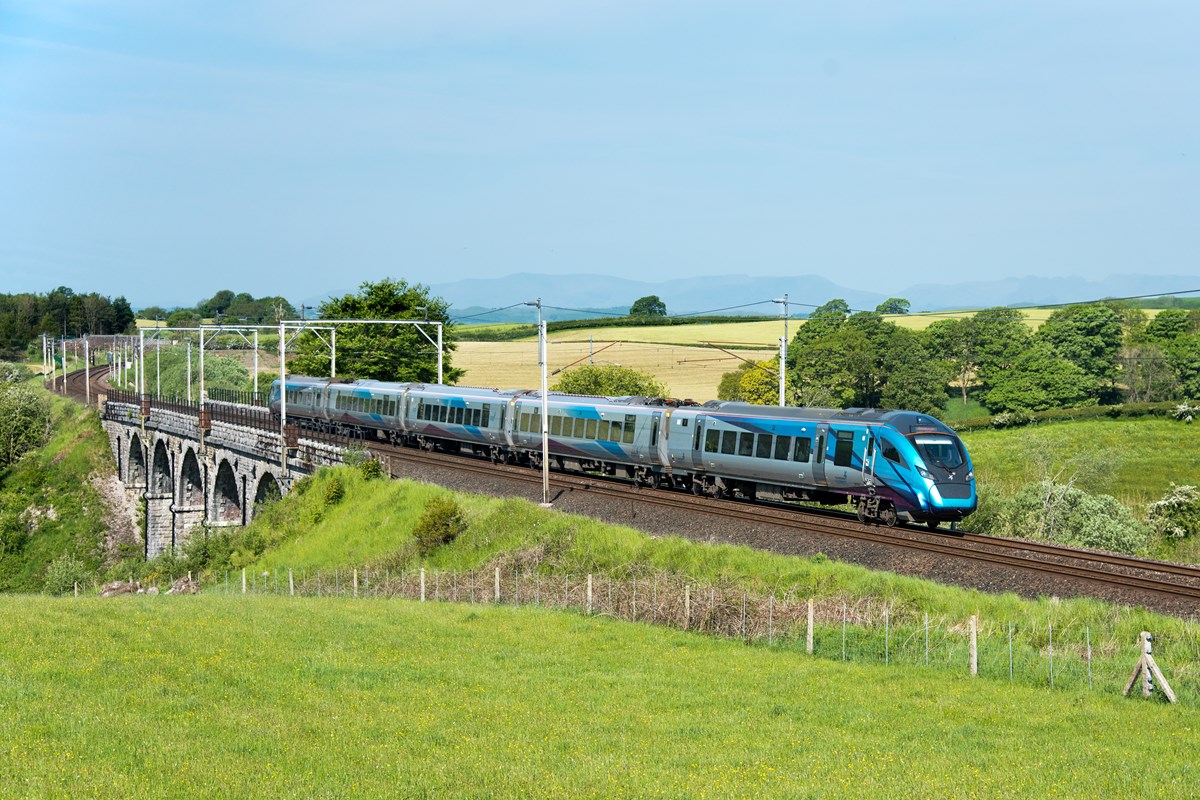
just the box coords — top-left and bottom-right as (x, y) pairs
(1, 594), (1195, 799)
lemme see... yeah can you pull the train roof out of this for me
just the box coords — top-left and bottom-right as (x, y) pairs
(700, 401), (956, 434)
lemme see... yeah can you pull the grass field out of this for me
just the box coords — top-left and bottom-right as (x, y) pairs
(1, 595), (1195, 799)
(960, 418), (1200, 509)
(454, 340), (774, 401)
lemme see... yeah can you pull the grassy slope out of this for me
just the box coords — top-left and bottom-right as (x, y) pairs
(0, 595), (1194, 799)
(0, 390), (115, 591)
(236, 471), (1200, 695)
(961, 417), (1200, 508)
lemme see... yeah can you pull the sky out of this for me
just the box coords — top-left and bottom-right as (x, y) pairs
(1, 1), (1198, 309)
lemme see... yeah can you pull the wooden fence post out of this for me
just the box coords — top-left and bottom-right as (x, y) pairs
(684, 584), (691, 630)
(421, 567), (426, 602)
(587, 574), (593, 614)
(241, 568), (246, 594)
(969, 615), (978, 677)
(494, 567), (500, 603)
(289, 569), (294, 597)
(353, 568), (358, 598)
(807, 598), (814, 654)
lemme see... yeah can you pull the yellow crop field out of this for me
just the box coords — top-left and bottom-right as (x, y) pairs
(454, 340), (775, 402)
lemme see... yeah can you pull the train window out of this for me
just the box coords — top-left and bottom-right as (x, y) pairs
(815, 434), (826, 464)
(473, 409), (482, 426)
(881, 439), (907, 468)
(756, 435), (773, 459)
(585, 419), (597, 439)
(650, 414), (660, 444)
(623, 415), (636, 444)
(568, 418), (581, 438)
(794, 437), (812, 463)
(720, 430), (736, 455)
(440, 405), (449, 422)
(482, 405), (491, 427)
(519, 412), (530, 433)
(606, 421), (619, 441)
(705, 429), (720, 452)
(550, 416), (562, 436)
(604, 420), (617, 440)
(775, 435), (791, 460)
(738, 433), (754, 457)
(834, 431), (855, 467)
(694, 422), (702, 451)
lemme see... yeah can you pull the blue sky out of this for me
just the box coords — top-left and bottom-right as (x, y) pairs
(1, 1), (1197, 308)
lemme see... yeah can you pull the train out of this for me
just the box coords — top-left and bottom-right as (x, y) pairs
(268, 376), (977, 528)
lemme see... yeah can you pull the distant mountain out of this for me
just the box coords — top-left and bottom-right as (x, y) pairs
(431, 272), (1200, 322)
(432, 273), (889, 323)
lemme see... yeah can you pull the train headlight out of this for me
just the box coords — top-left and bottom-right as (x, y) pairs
(967, 470), (974, 482)
(916, 465), (933, 480)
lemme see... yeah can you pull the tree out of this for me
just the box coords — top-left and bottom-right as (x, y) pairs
(879, 329), (950, 414)
(198, 290), (236, 318)
(923, 318), (974, 406)
(788, 329), (867, 408)
(717, 362), (753, 401)
(1118, 343), (1178, 403)
(1165, 334), (1200, 398)
(0, 383), (51, 467)
(789, 298), (849, 360)
(551, 364), (668, 398)
(982, 342), (1099, 412)
(167, 310), (201, 327)
(1037, 302), (1123, 388)
(967, 307), (1033, 391)
(110, 296), (135, 334)
(290, 278), (460, 383)
(1146, 309), (1194, 343)
(629, 295), (667, 317)
(875, 298), (911, 315)
(731, 360), (780, 406)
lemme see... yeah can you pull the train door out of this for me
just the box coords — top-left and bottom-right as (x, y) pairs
(812, 424), (829, 485)
(635, 411), (662, 462)
(823, 426), (863, 488)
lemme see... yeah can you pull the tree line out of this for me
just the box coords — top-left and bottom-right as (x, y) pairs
(138, 289), (297, 328)
(720, 299), (1200, 415)
(0, 287), (135, 359)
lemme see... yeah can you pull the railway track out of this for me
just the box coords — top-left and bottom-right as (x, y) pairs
(60, 366), (1200, 614)
(368, 439), (1200, 607)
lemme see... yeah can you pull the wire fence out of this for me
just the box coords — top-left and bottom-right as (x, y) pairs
(201, 563), (1196, 704)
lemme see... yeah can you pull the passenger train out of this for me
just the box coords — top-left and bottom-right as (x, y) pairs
(268, 377), (977, 528)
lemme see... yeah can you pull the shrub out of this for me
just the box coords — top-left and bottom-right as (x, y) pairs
(0, 361), (31, 384)
(360, 458), (384, 481)
(1173, 402), (1197, 423)
(44, 554), (93, 595)
(413, 496), (467, 556)
(291, 475), (313, 496)
(323, 476), (345, 506)
(977, 481), (1152, 555)
(1148, 484), (1200, 540)
(342, 447), (368, 468)
(990, 411), (1033, 429)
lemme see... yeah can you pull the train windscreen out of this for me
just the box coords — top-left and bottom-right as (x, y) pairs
(913, 435), (965, 470)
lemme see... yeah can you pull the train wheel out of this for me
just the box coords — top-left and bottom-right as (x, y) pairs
(879, 503), (898, 527)
(856, 501), (868, 524)
(926, 520), (941, 531)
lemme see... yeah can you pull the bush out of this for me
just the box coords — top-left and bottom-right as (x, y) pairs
(1148, 484), (1200, 540)
(323, 476), (345, 506)
(976, 481), (1152, 555)
(360, 458), (384, 481)
(342, 447), (368, 468)
(413, 496), (467, 556)
(0, 361), (31, 383)
(1173, 402), (1198, 423)
(44, 554), (93, 595)
(0, 383), (51, 467)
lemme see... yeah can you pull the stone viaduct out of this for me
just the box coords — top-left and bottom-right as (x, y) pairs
(101, 399), (345, 558)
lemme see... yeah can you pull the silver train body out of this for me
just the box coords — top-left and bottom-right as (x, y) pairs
(269, 377), (977, 526)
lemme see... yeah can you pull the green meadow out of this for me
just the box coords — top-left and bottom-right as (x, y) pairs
(1, 595), (1196, 799)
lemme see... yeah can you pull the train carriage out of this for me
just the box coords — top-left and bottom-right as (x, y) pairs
(269, 377), (976, 528)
